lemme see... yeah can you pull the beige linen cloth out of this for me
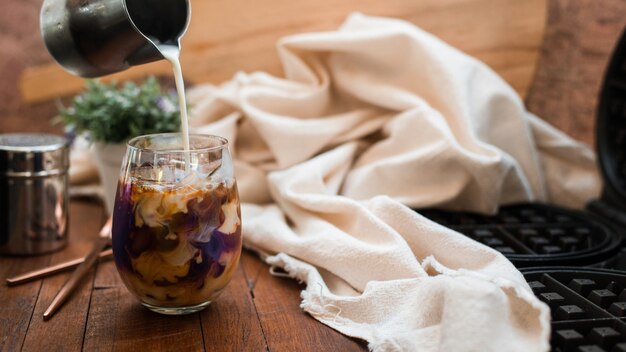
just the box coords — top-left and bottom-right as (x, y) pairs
(183, 13), (602, 351)
(72, 13), (602, 351)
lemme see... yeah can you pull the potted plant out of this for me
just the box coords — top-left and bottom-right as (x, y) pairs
(58, 77), (182, 214)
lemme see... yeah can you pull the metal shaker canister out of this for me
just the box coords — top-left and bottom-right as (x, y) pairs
(0, 134), (69, 255)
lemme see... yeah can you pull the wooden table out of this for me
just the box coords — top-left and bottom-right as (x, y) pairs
(0, 201), (367, 351)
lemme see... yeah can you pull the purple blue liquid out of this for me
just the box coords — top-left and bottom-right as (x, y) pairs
(112, 179), (241, 308)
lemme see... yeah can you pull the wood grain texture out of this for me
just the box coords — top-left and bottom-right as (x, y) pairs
(20, 201), (105, 352)
(241, 254), (367, 352)
(19, 0), (547, 103)
(85, 257), (207, 352)
(1, 0), (622, 147)
(85, 242), (260, 351)
(525, 0), (626, 146)
(0, 0), (60, 135)
(199, 263), (268, 352)
(0, 201), (365, 351)
(84, 288), (205, 352)
(0, 253), (50, 351)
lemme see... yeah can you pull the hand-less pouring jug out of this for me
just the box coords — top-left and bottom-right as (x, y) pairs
(40, 0), (190, 78)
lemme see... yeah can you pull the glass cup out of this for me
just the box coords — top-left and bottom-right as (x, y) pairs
(111, 133), (241, 315)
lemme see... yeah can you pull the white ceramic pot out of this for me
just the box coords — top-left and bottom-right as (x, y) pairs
(93, 142), (127, 215)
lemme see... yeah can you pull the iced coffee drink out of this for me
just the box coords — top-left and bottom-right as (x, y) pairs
(111, 134), (241, 314)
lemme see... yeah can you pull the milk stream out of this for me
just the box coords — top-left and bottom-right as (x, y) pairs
(159, 44), (191, 173)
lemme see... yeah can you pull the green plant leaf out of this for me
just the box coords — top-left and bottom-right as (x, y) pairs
(57, 76), (183, 143)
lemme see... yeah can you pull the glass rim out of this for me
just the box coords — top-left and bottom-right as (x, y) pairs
(126, 133), (229, 154)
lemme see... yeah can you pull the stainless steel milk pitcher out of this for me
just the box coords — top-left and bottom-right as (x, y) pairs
(40, 0), (190, 77)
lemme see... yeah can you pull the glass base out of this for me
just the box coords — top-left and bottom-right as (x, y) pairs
(142, 300), (212, 315)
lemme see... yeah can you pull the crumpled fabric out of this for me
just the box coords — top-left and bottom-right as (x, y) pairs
(180, 12), (600, 351)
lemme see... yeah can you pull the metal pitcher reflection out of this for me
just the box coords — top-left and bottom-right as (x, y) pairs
(40, 0), (190, 77)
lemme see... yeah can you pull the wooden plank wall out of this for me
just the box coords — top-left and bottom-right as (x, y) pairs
(1, 0), (626, 146)
(526, 0), (626, 146)
(20, 0), (546, 102)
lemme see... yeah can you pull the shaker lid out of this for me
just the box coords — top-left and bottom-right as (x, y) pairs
(597, 27), (626, 211)
(0, 133), (69, 176)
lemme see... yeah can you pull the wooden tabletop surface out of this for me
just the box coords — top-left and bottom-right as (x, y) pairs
(0, 200), (367, 351)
